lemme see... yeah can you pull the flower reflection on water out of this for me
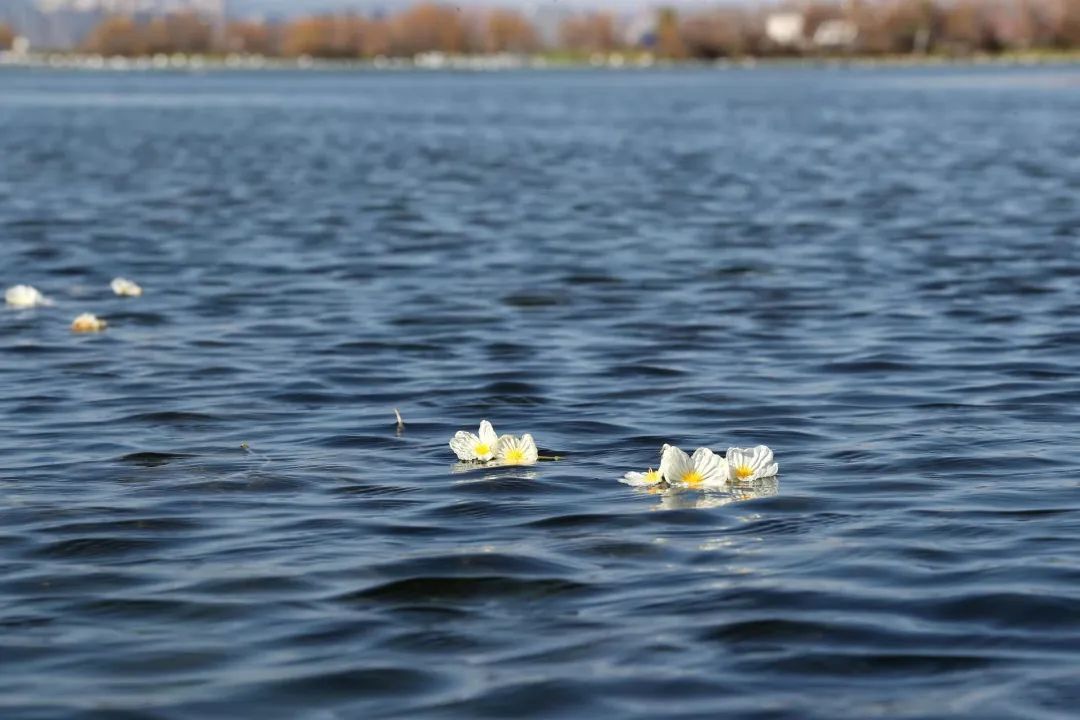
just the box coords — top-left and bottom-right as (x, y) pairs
(651, 475), (779, 511)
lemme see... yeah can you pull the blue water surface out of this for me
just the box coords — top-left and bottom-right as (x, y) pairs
(1, 66), (1079, 719)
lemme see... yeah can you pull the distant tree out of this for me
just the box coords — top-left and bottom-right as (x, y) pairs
(82, 12), (214, 56)
(282, 17), (325, 57)
(802, 1), (843, 39)
(678, 10), (755, 59)
(147, 12), (214, 55)
(558, 12), (622, 54)
(655, 8), (687, 58)
(941, 0), (1000, 52)
(1051, 0), (1080, 47)
(483, 9), (539, 54)
(390, 3), (470, 55)
(83, 16), (143, 56)
(225, 20), (280, 56)
(1010, 0), (1055, 48)
(358, 18), (392, 57)
(0, 23), (14, 51)
(877, 0), (943, 53)
(74, 0), (1080, 63)
(281, 14), (394, 58)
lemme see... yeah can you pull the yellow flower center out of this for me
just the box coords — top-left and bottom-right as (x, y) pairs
(643, 469), (661, 484)
(735, 465), (754, 480)
(681, 470), (703, 487)
(504, 448), (526, 464)
(474, 443), (491, 456)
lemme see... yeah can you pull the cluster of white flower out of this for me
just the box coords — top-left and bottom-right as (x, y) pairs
(449, 420), (538, 467)
(622, 444), (778, 491)
(5, 278), (142, 333)
(448, 421), (778, 495)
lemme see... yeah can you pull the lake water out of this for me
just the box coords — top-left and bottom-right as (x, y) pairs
(1, 66), (1079, 719)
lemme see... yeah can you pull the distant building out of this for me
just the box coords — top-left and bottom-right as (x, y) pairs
(1, 0), (228, 50)
(765, 13), (805, 47)
(813, 19), (858, 49)
(36, 1), (225, 14)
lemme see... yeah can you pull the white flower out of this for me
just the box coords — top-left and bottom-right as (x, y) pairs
(111, 277), (143, 297)
(660, 444), (728, 490)
(621, 467), (663, 488)
(71, 313), (107, 333)
(5, 285), (48, 308)
(449, 420), (500, 462)
(726, 445), (778, 482)
(496, 433), (538, 466)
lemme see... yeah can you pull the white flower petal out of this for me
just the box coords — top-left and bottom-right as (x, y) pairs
(621, 468), (663, 487)
(727, 446), (778, 482)
(659, 444), (686, 482)
(751, 445), (773, 468)
(478, 420), (498, 446)
(449, 431), (480, 461)
(496, 433), (538, 466)
(692, 448), (728, 489)
(662, 446), (699, 487)
(519, 433), (538, 464)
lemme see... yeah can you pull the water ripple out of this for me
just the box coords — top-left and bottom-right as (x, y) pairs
(1, 66), (1079, 719)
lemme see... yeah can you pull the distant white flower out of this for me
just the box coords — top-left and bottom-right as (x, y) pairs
(110, 277), (143, 297)
(5, 285), (48, 308)
(621, 467), (663, 488)
(71, 313), (107, 333)
(496, 433), (538, 466)
(449, 419), (500, 462)
(726, 445), (779, 482)
(660, 444), (728, 490)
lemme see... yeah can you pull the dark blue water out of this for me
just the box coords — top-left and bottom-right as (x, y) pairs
(2, 66), (1079, 719)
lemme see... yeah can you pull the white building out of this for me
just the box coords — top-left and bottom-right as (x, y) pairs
(765, 13), (805, 47)
(813, 19), (858, 48)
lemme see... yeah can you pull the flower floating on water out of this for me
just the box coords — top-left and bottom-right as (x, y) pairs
(726, 445), (779, 483)
(449, 420), (501, 462)
(449, 421), (543, 468)
(71, 313), (107, 333)
(496, 433), (538, 466)
(110, 277), (143, 297)
(620, 467), (663, 488)
(5, 285), (49, 308)
(660, 445), (729, 490)
(622, 443), (779, 495)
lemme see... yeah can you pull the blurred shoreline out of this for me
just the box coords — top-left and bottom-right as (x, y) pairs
(3, 49), (1079, 73)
